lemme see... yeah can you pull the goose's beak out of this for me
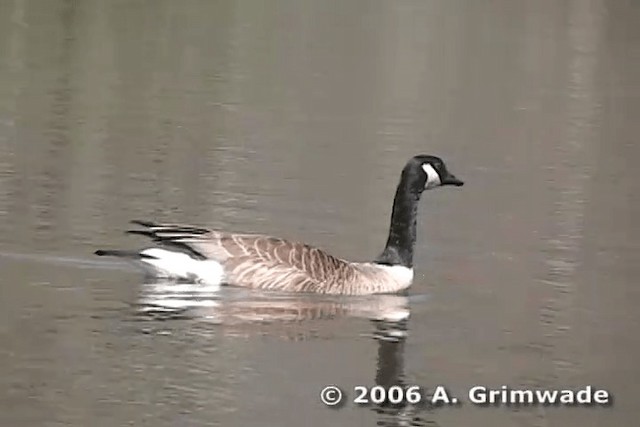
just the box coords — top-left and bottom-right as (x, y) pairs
(442, 173), (464, 187)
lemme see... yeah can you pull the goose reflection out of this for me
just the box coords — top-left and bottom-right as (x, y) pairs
(371, 319), (440, 427)
(135, 280), (410, 324)
(135, 280), (439, 425)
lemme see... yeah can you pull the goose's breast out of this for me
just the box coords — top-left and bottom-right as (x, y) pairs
(375, 264), (414, 287)
(353, 263), (415, 294)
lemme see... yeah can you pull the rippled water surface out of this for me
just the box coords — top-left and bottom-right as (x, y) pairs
(0, 1), (638, 426)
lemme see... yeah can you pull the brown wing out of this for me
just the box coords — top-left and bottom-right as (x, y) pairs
(216, 236), (364, 293)
(128, 220), (363, 294)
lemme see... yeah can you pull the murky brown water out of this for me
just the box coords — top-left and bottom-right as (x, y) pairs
(1, 0), (638, 426)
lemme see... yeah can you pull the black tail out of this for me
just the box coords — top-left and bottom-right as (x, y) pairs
(130, 219), (158, 228)
(94, 249), (157, 259)
(124, 220), (210, 261)
(129, 219), (210, 235)
(126, 230), (156, 238)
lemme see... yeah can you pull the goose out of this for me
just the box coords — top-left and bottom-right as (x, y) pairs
(94, 155), (463, 295)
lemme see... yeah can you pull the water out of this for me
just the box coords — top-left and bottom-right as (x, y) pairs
(0, 0), (638, 426)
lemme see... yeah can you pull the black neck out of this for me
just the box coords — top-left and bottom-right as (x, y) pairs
(374, 175), (421, 268)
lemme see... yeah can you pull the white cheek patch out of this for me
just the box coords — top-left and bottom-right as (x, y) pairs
(422, 164), (441, 189)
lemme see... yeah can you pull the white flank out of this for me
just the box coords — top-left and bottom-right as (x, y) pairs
(376, 264), (414, 287)
(375, 309), (411, 323)
(422, 163), (441, 189)
(139, 248), (224, 284)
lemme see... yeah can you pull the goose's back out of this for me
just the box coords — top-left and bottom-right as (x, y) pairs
(177, 231), (413, 295)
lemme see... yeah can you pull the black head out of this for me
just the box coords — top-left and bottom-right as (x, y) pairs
(403, 155), (464, 193)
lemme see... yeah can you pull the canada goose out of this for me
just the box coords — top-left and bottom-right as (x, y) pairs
(94, 155), (463, 295)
